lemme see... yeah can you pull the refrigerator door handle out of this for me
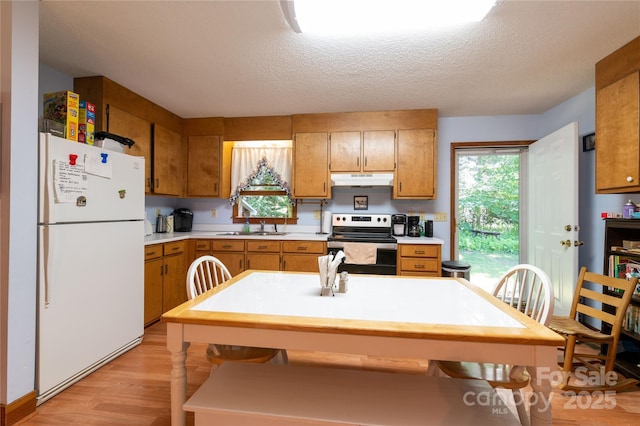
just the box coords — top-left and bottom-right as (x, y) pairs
(39, 225), (53, 307)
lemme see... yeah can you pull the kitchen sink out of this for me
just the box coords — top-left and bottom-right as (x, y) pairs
(215, 231), (288, 236)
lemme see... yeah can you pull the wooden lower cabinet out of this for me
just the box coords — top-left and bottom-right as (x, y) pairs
(193, 239), (212, 260)
(212, 240), (245, 276)
(282, 241), (326, 272)
(397, 244), (441, 277)
(144, 241), (187, 326)
(191, 238), (327, 274)
(246, 240), (281, 271)
(143, 245), (163, 326)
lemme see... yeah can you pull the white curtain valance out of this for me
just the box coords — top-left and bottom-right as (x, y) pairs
(229, 141), (293, 205)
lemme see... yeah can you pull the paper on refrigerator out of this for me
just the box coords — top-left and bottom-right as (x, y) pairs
(53, 160), (88, 203)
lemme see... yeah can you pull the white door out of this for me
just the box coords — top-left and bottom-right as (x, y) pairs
(528, 122), (579, 315)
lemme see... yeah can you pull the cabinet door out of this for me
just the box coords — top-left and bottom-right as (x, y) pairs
(282, 254), (319, 272)
(214, 252), (245, 277)
(246, 253), (281, 271)
(162, 252), (187, 313)
(293, 132), (330, 198)
(107, 105), (153, 193)
(330, 131), (361, 172)
(395, 129), (436, 199)
(143, 257), (163, 326)
(187, 135), (221, 197)
(363, 130), (395, 172)
(153, 124), (183, 196)
(596, 72), (640, 193)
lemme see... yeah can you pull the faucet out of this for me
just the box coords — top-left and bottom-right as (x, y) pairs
(260, 220), (265, 232)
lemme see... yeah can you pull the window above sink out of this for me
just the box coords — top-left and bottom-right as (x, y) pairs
(229, 140), (298, 225)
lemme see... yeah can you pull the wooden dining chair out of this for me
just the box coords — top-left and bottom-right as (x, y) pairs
(429, 264), (554, 426)
(186, 255), (287, 366)
(548, 266), (639, 392)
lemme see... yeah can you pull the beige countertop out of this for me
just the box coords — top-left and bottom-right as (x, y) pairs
(145, 231), (444, 246)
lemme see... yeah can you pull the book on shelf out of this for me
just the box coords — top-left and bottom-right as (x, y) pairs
(610, 245), (640, 254)
(623, 240), (640, 250)
(608, 255), (640, 293)
(623, 305), (640, 334)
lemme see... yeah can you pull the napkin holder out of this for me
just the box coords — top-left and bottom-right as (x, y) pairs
(318, 251), (345, 296)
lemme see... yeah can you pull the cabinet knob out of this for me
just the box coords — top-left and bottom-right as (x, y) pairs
(627, 176), (634, 182)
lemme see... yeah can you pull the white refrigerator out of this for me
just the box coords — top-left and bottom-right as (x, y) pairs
(37, 133), (145, 403)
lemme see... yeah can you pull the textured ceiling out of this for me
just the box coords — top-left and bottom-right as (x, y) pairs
(39, 0), (640, 118)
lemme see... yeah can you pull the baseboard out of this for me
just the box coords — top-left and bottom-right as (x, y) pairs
(0, 391), (36, 426)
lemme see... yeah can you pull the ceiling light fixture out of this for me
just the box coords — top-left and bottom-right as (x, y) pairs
(280, 0), (497, 35)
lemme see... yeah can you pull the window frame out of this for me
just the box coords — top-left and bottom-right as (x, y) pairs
(231, 189), (298, 224)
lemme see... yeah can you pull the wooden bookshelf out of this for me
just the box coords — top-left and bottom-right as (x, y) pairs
(603, 219), (640, 381)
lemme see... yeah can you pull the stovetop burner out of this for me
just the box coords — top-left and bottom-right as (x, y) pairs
(328, 213), (396, 245)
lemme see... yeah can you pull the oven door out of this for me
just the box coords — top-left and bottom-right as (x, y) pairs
(328, 246), (397, 275)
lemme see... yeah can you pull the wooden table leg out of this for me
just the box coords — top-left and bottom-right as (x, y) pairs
(167, 322), (190, 426)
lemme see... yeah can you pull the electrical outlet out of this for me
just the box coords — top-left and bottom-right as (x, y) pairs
(210, 209), (217, 218)
(313, 210), (321, 220)
(434, 212), (447, 222)
(155, 208), (161, 216)
(419, 211), (426, 221)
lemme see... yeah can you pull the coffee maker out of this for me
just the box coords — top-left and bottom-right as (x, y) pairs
(407, 216), (422, 237)
(391, 214), (407, 236)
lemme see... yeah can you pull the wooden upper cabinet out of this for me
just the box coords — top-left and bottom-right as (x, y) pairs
(74, 76), (184, 196)
(153, 124), (183, 196)
(107, 105), (153, 193)
(187, 135), (221, 197)
(595, 36), (640, 194)
(329, 130), (395, 173)
(293, 132), (330, 198)
(363, 130), (395, 171)
(596, 71), (640, 193)
(394, 129), (436, 199)
(330, 131), (361, 172)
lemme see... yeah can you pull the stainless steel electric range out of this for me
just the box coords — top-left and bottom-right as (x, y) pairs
(327, 213), (397, 275)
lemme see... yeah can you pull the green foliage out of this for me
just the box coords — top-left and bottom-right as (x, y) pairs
(241, 194), (290, 218)
(458, 153), (520, 254)
(458, 230), (519, 254)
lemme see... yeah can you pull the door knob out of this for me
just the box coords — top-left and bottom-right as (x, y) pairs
(561, 240), (571, 247)
(574, 240), (584, 246)
(565, 225), (572, 231)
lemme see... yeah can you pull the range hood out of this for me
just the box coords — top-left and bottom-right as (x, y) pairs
(330, 173), (394, 187)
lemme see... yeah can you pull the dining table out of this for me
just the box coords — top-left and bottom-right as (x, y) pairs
(162, 270), (564, 426)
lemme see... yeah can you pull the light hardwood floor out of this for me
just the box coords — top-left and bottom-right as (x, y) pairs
(17, 321), (640, 425)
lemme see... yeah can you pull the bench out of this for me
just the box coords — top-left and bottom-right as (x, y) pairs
(184, 362), (520, 425)
(470, 229), (502, 238)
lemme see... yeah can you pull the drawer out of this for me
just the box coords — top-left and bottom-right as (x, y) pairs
(212, 240), (245, 252)
(247, 240), (281, 253)
(400, 271), (440, 277)
(144, 244), (163, 261)
(400, 258), (439, 273)
(163, 240), (186, 256)
(282, 241), (326, 254)
(399, 244), (440, 258)
(194, 239), (211, 251)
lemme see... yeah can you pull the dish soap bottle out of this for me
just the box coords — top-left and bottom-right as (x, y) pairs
(243, 217), (250, 233)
